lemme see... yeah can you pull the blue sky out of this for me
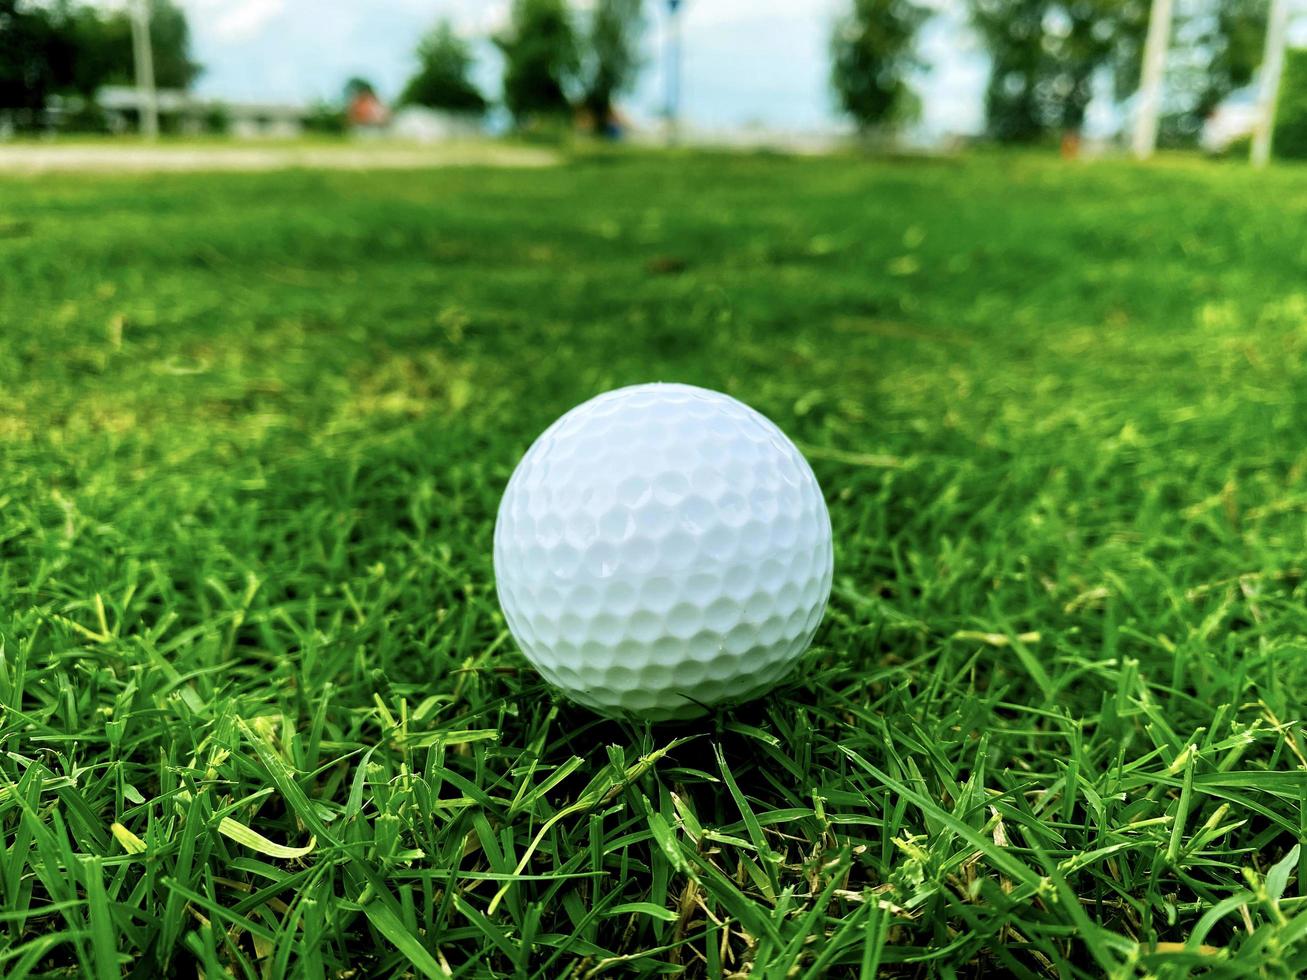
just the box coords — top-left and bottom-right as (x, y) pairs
(157, 0), (991, 134)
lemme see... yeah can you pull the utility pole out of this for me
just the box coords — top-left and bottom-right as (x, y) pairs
(1251, 0), (1292, 168)
(129, 0), (159, 140)
(665, 0), (683, 145)
(1132, 0), (1174, 159)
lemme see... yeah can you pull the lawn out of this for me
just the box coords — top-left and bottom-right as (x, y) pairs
(2, 149), (1306, 978)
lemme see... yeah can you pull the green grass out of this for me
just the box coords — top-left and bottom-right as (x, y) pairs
(2, 149), (1306, 978)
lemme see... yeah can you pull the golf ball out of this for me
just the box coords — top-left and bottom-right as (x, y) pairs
(493, 383), (833, 719)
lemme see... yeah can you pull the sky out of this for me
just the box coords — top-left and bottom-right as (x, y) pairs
(153, 0), (991, 136)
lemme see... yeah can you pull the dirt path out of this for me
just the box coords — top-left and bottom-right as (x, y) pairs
(0, 141), (561, 174)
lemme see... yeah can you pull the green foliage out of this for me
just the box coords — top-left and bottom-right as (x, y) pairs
(41, 1), (115, 100)
(971, 0), (1046, 141)
(580, 0), (643, 129)
(495, 0), (579, 125)
(971, 0), (1148, 140)
(0, 0), (58, 118)
(873, 0), (1274, 145)
(127, 0), (202, 90)
(344, 76), (376, 99)
(0, 0), (198, 124)
(74, 0), (202, 92)
(2, 152), (1307, 975)
(1273, 48), (1307, 159)
(1158, 0), (1268, 146)
(400, 20), (488, 114)
(829, 0), (929, 132)
(1199, 0), (1268, 116)
(1050, 0), (1147, 130)
(304, 100), (348, 134)
(203, 103), (230, 134)
(1206, 132), (1252, 159)
(1110, 0), (1151, 99)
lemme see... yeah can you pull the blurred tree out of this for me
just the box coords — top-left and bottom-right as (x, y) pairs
(970, 0), (1046, 141)
(203, 102), (229, 134)
(971, 0), (1149, 141)
(1043, 1), (1148, 133)
(0, 0), (58, 118)
(85, 0), (201, 90)
(580, 0), (644, 133)
(129, 0), (200, 89)
(305, 101), (348, 133)
(401, 20), (488, 114)
(55, 3), (120, 98)
(27, 0), (199, 97)
(1, 0), (198, 131)
(1196, 0), (1267, 116)
(1171, 0), (1265, 142)
(1133, 0), (1267, 147)
(495, 0), (578, 125)
(830, 0), (929, 133)
(1273, 47), (1307, 159)
(37, 1), (116, 130)
(344, 77), (377, 100)
(1109, 0), (1151, 101)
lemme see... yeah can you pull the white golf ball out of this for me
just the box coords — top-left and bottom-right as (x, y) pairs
(493, 383), (834, 720)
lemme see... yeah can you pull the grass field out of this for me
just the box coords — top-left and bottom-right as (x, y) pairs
(3, 150), (1307, 978)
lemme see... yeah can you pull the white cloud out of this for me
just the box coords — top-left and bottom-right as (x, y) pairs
(91, 0), (288, 43)
(451, 0), (511, 38)
(195, 0), (286, 42)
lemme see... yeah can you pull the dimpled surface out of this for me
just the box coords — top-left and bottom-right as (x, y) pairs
(494, 383), (834, 720)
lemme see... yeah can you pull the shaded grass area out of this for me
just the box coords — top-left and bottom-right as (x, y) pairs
(2, 150), (1307, 977)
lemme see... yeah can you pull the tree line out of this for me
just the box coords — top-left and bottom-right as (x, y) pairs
(400, 0), (644, 134)
(958, 0), (1269, 146)
(402, 0), (1276, 146)
(0, 0), (1292, 151)
(0, 0), (198, 125)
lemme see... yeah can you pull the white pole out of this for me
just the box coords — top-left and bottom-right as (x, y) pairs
(1251, 0), (1292, 168)
(665, 0), (683, 145)
(1132, 0), (1174, 159)
(130, 0), (159, 139)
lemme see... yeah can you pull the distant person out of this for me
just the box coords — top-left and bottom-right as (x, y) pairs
(576, 105), (628, 141)
(346, 81), (389, 131)
(601, 107), (628, 140)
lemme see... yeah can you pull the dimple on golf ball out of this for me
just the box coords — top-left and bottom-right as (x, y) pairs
(493, 383), (834, 720)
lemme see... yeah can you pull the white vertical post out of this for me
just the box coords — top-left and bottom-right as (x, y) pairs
(130, 0), (159, 139)
(1133, 0), (1174, 159)
(665, 0), (683, 145)
(1251, 0), (1292, 168)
